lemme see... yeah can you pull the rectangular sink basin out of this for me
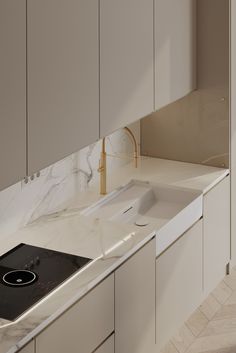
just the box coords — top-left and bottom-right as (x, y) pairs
(82, 180), (203, 256)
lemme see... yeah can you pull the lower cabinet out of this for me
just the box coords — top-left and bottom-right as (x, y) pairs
(115, 239), (156, 353)
(203, 175), (230, 296)
(156, 220), (203, 351)
(35, 274), (114, 353)
(19, 341), (34, 353)
(95, 335), (114, 353)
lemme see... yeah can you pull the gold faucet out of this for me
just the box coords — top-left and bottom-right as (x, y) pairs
(98, 127), (138, 195)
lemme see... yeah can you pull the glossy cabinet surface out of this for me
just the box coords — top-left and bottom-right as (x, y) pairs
(155, 0), (196, 110)
(95, 335), (114, 353)
(100, 0), (154, 137)
(115, 239), (155, 353)
(19, 341), (34, 353)
(203, 176), (230, 296)
(27, 0), (99, 174)
(36, 275), (114, 353)
(0, 0), (26, 191)
(156, 220), (203, 351)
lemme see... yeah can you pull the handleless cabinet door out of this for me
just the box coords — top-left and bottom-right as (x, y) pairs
(27, 0), (99, 174)
(156, 220), (203, 351)
(155, 0), (196, 110)
(203, 176), (230, 296)
(0, 0), (26, 191)
(115, 239), (156, 353)
(19, 341), (35, 353)
(100, 0), (154, 137)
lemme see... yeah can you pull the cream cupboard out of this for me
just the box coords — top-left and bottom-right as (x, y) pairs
(99, 0), (154, 137)
(0, 0), (197, 191)
(155, 0), (196, 110)
(27, 0), (99, 174)
(0, 0), (26, 191)
(156, 220), (203, 351)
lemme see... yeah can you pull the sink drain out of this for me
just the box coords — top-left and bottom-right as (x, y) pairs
(134, 221), (149, 227)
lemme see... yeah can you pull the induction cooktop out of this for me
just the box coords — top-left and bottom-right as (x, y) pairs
(0, 243), (92, 321)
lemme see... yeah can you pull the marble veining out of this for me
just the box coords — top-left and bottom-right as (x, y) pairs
(0, 151), (228, 353)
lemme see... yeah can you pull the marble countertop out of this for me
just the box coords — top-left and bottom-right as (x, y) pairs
(0, 157), (229, 353)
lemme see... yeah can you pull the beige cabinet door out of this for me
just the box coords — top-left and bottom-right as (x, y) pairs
(27, 0), (99, 174)
(155, 0), (196, 110)
(0, 0), (26, 190)
(115, 239), (156, 353)
(95, 335), (114, 353)
(156, 220), (203, 351)
(100, 0), (154, 137)
(19, 341), (34, 353)
(203, 176), (230, 296)
(36, 275), (114, 353)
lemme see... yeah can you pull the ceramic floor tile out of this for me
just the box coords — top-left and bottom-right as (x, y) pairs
(160, 341), (180, 353)
(186, 332), (236, 353)
(199, 318), (236, 337)
(199, 294), (221, 320)
(186, 309), (209, 337)
(213, 304), (236, 321)
(212, 281), (232, 305)
(172, 324), (195, 353)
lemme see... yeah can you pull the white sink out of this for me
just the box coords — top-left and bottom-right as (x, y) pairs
(82, 180), (203, 256)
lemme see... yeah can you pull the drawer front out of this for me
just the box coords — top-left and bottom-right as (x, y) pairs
(95, 335), (114, 353)
(36, 274), (114, 353)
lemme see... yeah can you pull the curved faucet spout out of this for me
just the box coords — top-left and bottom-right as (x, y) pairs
(98, 127), (138, 195)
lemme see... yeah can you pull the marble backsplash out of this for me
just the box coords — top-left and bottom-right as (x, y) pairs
(0, 122), (140, 241)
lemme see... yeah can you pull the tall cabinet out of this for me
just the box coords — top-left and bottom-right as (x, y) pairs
(100, 0), (154, 137)
(0, 0), (26, 191)
(27, 0), (99, 174)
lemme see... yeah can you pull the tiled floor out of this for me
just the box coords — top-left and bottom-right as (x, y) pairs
(161, 268), (236, 353)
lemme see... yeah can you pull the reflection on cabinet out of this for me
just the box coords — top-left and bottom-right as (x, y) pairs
(156, 220), (203, 351)
(203, 176), (230, 296)
(36, 274), (114, 353)
(0, 0), (26, 191)
(115, 239), (155, 353)
(19, 341), (34, 353)
(95, 335), (114, 353)
(27, 0), (99, 174)
(100, 0), (154, 137)
(155, 0), (196, 110)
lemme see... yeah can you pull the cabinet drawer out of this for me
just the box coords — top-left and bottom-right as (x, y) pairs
(36, 275), (114, 353)
(95, 335), (114, 353)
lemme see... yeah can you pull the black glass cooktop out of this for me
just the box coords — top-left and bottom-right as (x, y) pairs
(0, 243), (91, 321)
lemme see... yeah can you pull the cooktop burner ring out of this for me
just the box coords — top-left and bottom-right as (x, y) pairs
(2, 270), (37, 287)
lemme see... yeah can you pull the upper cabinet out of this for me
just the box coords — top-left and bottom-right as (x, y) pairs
(27, 0), (99, 174)
(100, 0), (154, 138)
(0, 0), (26, 191)
(155, 0), (196, 110)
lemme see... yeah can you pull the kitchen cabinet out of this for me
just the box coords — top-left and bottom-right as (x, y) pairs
(203, 176), (230, 296)
(156, 220), (203, 351)
(100, 0), (154, 137)
(27, 0), (99, 174)
(19, 341), (34, 353)
(0, 0), (26, 191)
(95, 335), (114, 353)
(115, 239), (155, 353)
(36, 274), (114, 353)
(155, 0), (196, 110)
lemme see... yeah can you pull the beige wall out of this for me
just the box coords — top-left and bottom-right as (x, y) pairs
(141, 0), (230, 168)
